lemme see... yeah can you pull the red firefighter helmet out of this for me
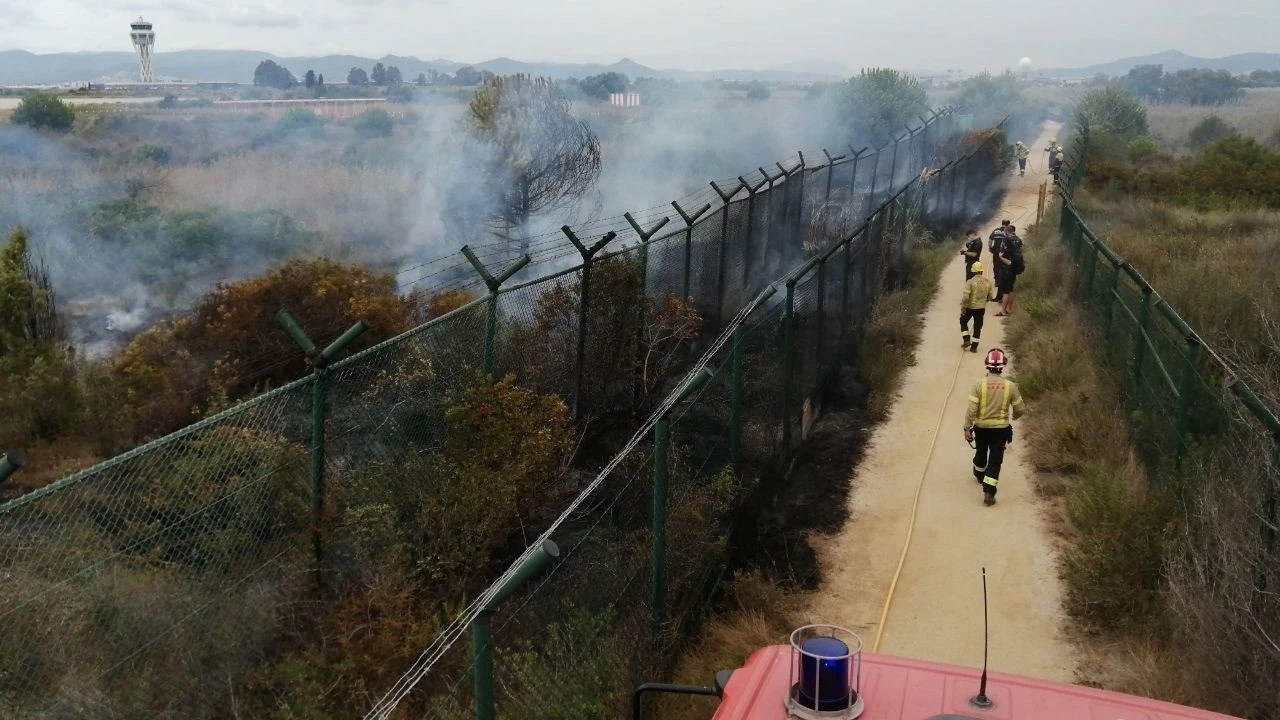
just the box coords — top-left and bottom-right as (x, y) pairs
(984, 348), (1008, 373)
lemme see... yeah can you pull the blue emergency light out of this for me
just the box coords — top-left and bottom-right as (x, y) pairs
(798, 635), (853, 710)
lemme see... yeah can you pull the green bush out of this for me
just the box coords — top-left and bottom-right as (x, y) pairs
(274, 108), (324, 138)
(1127, 136), (1160, 161)
(132, 142), (173, 165)
(354, 108), (394, 137)
(10, 92), (75, 132)
(1063, 465), (1171, 628)
(1187, 115), (1234, 150)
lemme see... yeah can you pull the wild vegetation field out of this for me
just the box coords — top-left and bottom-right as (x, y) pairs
(1145, 87), (1280, 152)
(1008, 85), (1280, 719)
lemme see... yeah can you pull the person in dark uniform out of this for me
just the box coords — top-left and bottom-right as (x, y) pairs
(961, 228), (982, 279)
(989, 220), (1010, 302)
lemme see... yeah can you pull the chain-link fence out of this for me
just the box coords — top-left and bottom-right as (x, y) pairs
(361, 132), (1010, 720)
(0, 109), (1006, 718)
(1056, 124), (1280, 482)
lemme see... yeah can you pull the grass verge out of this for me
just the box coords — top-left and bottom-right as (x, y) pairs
(1003, 206), (1239, 715)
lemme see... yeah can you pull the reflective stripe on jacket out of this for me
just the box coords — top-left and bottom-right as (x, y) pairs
(962, 276), (992, 309)
(965, 374), (1025, 429)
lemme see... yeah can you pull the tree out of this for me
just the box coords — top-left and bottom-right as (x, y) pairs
(348, 66), (369, 86)
(304, 70), (316, 89)
(252, 60), (297, 90)
(158, 94), (178, 109)
(354, 108), (394, 138)
(578, 72), (628, 100)
(9, 92), (75, 132)
(1188, 115), (1235, 150)
(1076, 87), (1149, 140)
(841, 68), (929, 140)
(0, 226), (79, 447)
(745, 81), (770, 100)
(463, 74), (602, 246)
(453, 66), (482, 86)
(385, 65), (403, 86)
(371, 62), (387, 86)
(316, 73), (324, 87)
(1118, 64), (1164, 101)
(1162, 68), (1243, 106)
(414, 72), (428, 86)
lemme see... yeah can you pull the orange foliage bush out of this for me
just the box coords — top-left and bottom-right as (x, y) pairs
(114, 258), (414, 439)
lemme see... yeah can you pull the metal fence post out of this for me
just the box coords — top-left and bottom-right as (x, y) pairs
(823, 149), (847, 203)
(793, 152), (807, 232)
(888, 133), (903, 191)
(672, 200), (712, 303)
(626, 212), (673, 408)
(729, 323), (745, 468)
(471, 540), (560, 720)
(1081, 243), (1099, 306)
(1132, 285), (1154, 401)
(651, 415), (670, 630)
(815, 257), (827, 372)
(848, 145), (868, 201)
(781, 279), (797, 456)
(275, 309), (369, 579)
(562, 226), (618, 419)
(738, 175), (768, 287)
(1103, 260), (1123, 341)
(461, 246), (532, 376)
(1174, 336), (1201, 461)
(710, 180), (746, 330)
(866, 144), (884, 213)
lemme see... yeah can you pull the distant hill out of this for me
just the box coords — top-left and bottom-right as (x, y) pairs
(0, 50), (845, 86)
(1045, 49), (1280, 78)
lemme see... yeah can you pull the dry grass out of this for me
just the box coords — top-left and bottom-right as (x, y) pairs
(856, 241), (953, 420)
(1074, 191), (1280, 406)
(655, 571), (798, 720)
(1145, 87), (1280, 151)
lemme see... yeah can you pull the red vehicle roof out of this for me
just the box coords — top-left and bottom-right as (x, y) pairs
(712, 646), (1241, 720)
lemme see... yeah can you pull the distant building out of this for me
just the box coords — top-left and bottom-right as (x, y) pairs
(609, 92), (641, 107)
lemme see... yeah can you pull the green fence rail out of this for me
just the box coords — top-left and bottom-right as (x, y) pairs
(0, 109), (1005, 718)
(360, 130), (1010, 720)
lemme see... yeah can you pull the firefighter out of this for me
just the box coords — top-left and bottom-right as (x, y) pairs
(989, 221), (1010, 302)
(1014, 141), (1030, 176)
(961, 228), (982, 279)
(960, 261), (992, 353)
(964, 348), (1026, 506)
(1046, 137), (1064, 183)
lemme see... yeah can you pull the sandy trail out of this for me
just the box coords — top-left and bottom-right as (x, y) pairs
(803, 121), (1076, 681)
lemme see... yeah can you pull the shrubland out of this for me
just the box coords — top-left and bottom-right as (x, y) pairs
(1006, 87), (1280, 718)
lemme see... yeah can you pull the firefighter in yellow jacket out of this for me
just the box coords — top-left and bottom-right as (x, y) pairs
(960, 260), (992, 353)
(964, 348), (1025, 506)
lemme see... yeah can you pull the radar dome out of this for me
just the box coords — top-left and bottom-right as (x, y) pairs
(1018, 57), (1033, 70)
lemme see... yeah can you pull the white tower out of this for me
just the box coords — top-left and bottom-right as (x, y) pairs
(130, 17), (156, 83)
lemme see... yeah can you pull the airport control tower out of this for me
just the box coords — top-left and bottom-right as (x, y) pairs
(130, 17), (155, 83)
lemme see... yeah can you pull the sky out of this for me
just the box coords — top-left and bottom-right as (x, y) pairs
(2, 0), (1278, 72)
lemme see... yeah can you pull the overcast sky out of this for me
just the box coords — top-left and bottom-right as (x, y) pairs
(2, 0), (1278, 72)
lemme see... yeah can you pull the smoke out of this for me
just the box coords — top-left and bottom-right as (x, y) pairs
(0, 81), (939, 358)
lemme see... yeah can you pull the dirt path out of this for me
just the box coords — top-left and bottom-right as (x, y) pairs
(803, 121), (1076, 681)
